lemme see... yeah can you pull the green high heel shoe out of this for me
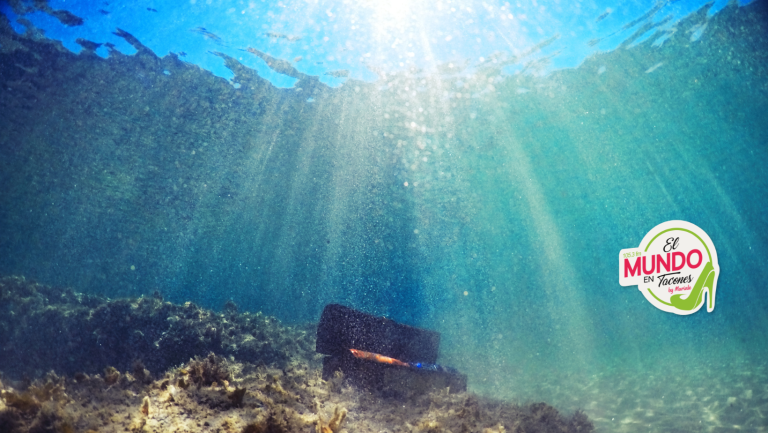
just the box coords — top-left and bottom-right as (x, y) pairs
(669, 261), (716, 312)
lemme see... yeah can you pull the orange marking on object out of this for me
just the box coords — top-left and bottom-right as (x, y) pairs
(349, 348), (409, 367)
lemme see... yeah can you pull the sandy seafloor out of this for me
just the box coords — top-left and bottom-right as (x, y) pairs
(1, 276), (767, 433)
(494, 359), (768, 432)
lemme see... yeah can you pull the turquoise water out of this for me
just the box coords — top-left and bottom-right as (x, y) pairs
(1, 0), (768, 431)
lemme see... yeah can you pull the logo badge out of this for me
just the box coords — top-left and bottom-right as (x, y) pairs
(619, 221), (719, 315)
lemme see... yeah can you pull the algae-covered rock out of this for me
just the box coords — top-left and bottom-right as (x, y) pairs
(0, 276), (320, 379)
(187, 352), (231, 388)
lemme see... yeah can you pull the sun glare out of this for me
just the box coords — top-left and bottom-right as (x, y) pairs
(361, 0), (422, 30)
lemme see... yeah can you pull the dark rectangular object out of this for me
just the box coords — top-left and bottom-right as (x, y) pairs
(316, 304), (440, 364)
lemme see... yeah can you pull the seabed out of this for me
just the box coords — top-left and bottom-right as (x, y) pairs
(0, 276), (593, 433)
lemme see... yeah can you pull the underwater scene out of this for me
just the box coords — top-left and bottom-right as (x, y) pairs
(1, 0), (767, 431)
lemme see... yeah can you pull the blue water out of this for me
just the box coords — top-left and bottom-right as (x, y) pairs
(1, 0), (768, 431)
